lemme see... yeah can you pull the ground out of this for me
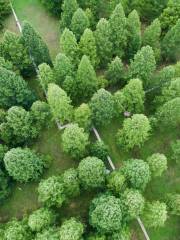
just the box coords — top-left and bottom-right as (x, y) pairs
(0, 1), (179, 239)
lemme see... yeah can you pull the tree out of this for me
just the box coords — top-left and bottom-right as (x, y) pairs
(143, 201), (167, 228)
(87, 234), (106, 240)
(40, 0), (62, 16)
(90, 141), (109, 161)
(0, 56), (13, 71)
(95, 18), (112, 67)
(71, 8), (90, 40)
(0, 0), (11, 29)
(106, 57), (125, 85)
(59, 218), (84, 240)
(78, 157), (106, 189)
(90, 89), (115, 127)
(0, 144), (8, 164)
(22, 21), (52, 66)
(147, 153), (167, 177)
(171, 140), (180, 164)
(117, 114), (151, 150)
(122, 188), (145, 220)
(129, 46), (156, 88)
(106, 170), (126, 195)
(109, 3), (127, 58)
(38, 63), (54, 91)
(0, 169), (10, 202)
(60, 28), (79, 66)
(74, 103), (92, 130)
(166, 193), (180, 216)
(63, 168), (80, 198)
(110, 226), (131, 240)
(35, 227), (59, 240)
(162, 19), (180, 62)
(47, 83), (73, 124)
(4, 147), (45, 183)
(53, 53), (73, 86)
(122, 159), (151, 190)
(28, 208), (56, 232)
(89, 194), (123, 234)
(79, 28), (98, 67)
(62, 124), (89, 159)
(142, 19), (161, 61)
(0, 67), (35, 109)
(114, 78), (145, 115)
(126, 10), (141, 60)
(38, 176), (66, 207)
(75, 55), (98, 102)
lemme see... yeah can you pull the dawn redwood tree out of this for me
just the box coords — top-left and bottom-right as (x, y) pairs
(147, 153), (167, 177)
(142, 18), (161, 62)
(71, 8), (90, 40)
(28, 208), (56, 232)
(4, 147), (45, 183)
(38, 63), (54, 91)
(106, 170), (126, 195)
(78, 157), (106, 189)
(109, 3), (127, 58)
(126, 10), (141, 60)
(74, 103), (92, 130)
(0, 67), (35, 109)
(79, 28), (98, 67)
(35, 227), (59, 240)
(129, 46), (156, 88)
(59, 218), (84, 240)
(114, 78), (145, 115)
(90, 88), (115, 127)
(22, 21), (52, 66)
(166, 193), (180, 216)
(122, 159), (151, 190)
(143, 201), (167, 228)
(38, 176), (66, 207)
(75, 55), (98, 102)
(62, 124), (89, 159)
(0, 56), (13, 71)
(63, 168), (80, 198)
(47, 83), (73, 124)
(117, 114), (151, 150)
(95, 18), (112, 67)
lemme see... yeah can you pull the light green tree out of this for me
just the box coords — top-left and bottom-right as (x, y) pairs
(106, 170), (126, 195)
(166, 193), (180, 216)
(38, 63), (54, 91)
(74, 103), (92, 130)
(147, 153), (167, 177)
(63, 168), (80, 198)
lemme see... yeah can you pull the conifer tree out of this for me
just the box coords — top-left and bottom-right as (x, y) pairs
(38, 63), (54, 91)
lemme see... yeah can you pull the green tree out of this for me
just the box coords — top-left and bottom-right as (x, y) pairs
(38, 63), (54, 91)
(40, 0), (62, 16)
(22, 21), (52, 66)
(71, 8), (90, 40)
(114, 78), (145, 115)
(28, 208), (56, 232)
(59, 218), (84, 240)
(0, 0), (11, 29)
(74, 103), (92, 130)
(63, 168), (80, 198)
(38, 175), (66, 207)
(78, 157), (106, 189)
(4, 147), (45, 183)
(129, 46), (156, 88)
(0, 67), (35, 109)
(166, 193), (180, 216)
(90, 89), (115, 127)
(106, 170), (126, 195)
(0, 56), (13, 71)
(35, 227), (59, 240)
(122, 159), (151, 190)
(79, 28), (98, 67)
(0, 169), (10, 202)
(110, 226), (131, 240)
(142, 19), (161, 62)
(126, 10), (141, 60)
(90, 141), (109, 162)
(143, 201), (167, 228)
(47, 83), (73, 124)
(171, 140), (180, 164)
(62, 124), (89, 159)
(89, 194), (123, 234)
(117, 114), (151, 150)
(75, 55), (98, 102)
(87, 234), (106, 240)
(109, 3), (127, 58)
(95, 18), (112, 67)
(147, 153), (167, 177)
(0, 144), (8, 164)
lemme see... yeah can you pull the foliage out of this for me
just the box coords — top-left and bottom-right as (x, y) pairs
(22, 21), (52, 66)
(35, 227), (60, 240)
(0, 0), (11, 29)
(109, 226), (131, 240)
(87, 233), (106, 240)
(4, 147), (45, 183)
(40, 0), (62, 17)
(38, 175), (66, 207)
(117, 114), (151, 150)
(0, 144), (8, 164)
(170, 139), (180, 164)
(59, 218), (84, 240)
(147, 153), (167, 177)
(38, 63), (54, 91)
(0, 67), (35, 109)
(126, 10), (141, 60)
(90, 88), (115, 127)
(0, 169), (10, 202)
(90, 141), (109, 161)
(63, 168), (80, 198)
(166, 193), (180, 216)
(109, 3), (127, 58)
(106, 170), (126, 195)
(122, 159), (151, 190)
(62, 123), (89, 159)
(95, 18), (112, 67)
(78, 156), (106, 189)
(0, 56), (13, 71)
(74, 103), (92, 130)
(28, 208), (56, 232)
(129, 46), (156, 88)
(143, 201), (167, 228)
(89, 194), (123, 234)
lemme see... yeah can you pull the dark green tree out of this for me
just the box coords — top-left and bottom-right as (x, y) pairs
(90, 141), (109, 162)
(166, 193), (180, 216)
(40, 0), (63, 16)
